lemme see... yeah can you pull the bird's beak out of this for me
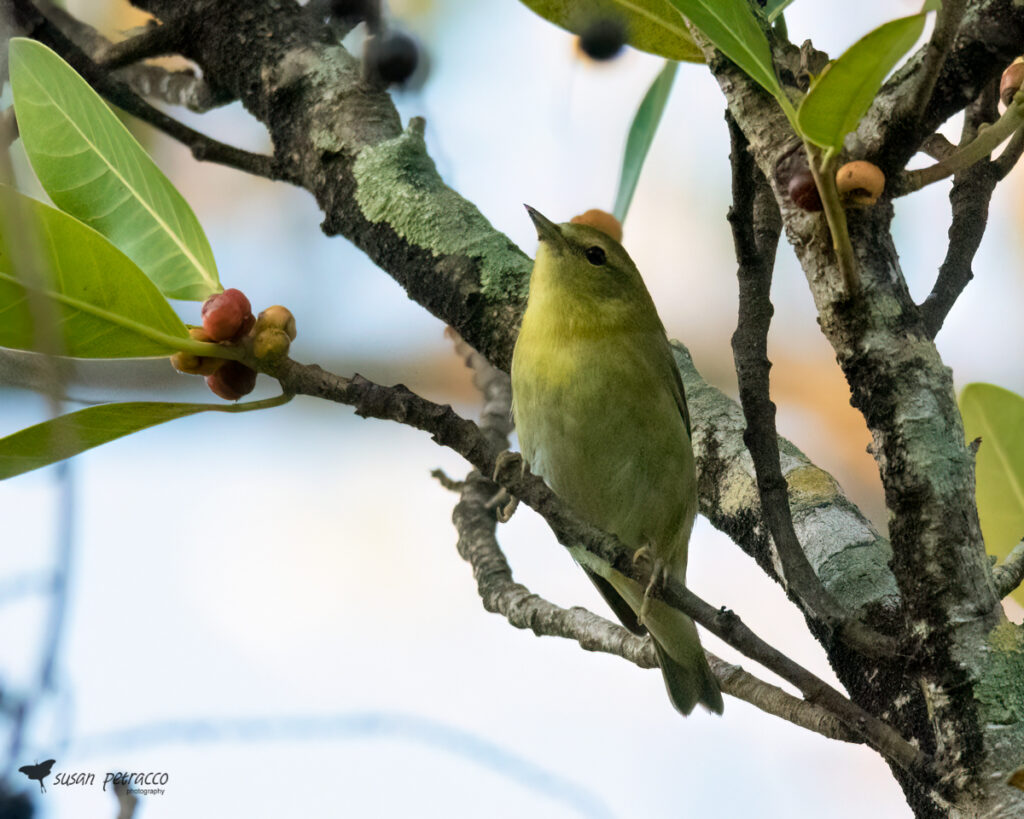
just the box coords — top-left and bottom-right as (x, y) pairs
(524, 204), (563, 245)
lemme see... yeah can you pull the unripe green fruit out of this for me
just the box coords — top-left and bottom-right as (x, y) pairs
(253, 328), (291, 360)
(170, 351), (203, 374)
(257, 305), (297, 340)
(206, 360), (257, 401)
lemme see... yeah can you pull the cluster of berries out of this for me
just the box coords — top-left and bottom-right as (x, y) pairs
(171, 289), (296, 401)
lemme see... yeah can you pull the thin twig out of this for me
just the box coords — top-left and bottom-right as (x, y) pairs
(97, 20), (183, 69)
(11, 0), (287, 181)
(36, 0), (233, 112)
(899, 94), (1024, 195)
(727, 115), (896, 657)
(920, 133), (956, 161)
(994, 127), (1024, 179)
(919, 85), (1003, 338)
(262, 356), (934, 784)
(918, 159), (998, 338)
(910, 0), (968, 125)
(994, 540), (1024, 599)
(453, 467), (859, 743)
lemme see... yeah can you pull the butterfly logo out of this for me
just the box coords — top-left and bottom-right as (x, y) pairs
(18, 759), (56, 793)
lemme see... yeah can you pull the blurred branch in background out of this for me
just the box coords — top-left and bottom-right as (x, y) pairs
(74, 713), (615, 819)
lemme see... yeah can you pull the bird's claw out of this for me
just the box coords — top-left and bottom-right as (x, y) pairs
(485, 487), (519, 522)
(490, 451), (525, 522)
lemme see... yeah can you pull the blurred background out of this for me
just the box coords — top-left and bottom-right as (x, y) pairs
(2, 0), (1023, 816)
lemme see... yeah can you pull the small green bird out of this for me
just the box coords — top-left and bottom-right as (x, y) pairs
(511, 205), (723, 716)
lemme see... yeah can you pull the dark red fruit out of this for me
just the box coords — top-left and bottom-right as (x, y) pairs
(788, 168), (823, 211)
(206, 360), (257, 401)
(1000, 61), (1024, 106)
(365, 31), (419, 85)
(201, 288), (253, 342)
(579, 19), (626, 61)
(776, 146), (823, 212)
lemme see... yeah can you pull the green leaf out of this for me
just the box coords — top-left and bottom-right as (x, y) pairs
(797, 4), (937, 150)
(0, 395), (292, 481)
(0, 185), (191, 358)
(762, 0), (796, 23)
(519, 0), (705, 63)
(666, 0), (787, 108)
(960, 382), (1024, 607)
(9, 38), (220, 300)
(613, 61), (678, 223)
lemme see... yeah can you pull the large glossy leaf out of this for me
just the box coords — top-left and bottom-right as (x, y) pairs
(666, 0), (785, 105)
(0, 186), (190, 358)
(613, 61), (677, 223)
(0, 395), (292, 480)
(797, 2), (938, 151)
(519, 0), (704, 62)
(9, 38), (220, 300)
(960, 382), (1024, 607)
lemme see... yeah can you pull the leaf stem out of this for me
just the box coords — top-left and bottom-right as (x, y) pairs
(805, 143), (859, 297)
(899, 95), (1024, 195)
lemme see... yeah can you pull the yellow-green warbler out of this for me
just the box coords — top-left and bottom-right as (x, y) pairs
(511, 206), (723, 715)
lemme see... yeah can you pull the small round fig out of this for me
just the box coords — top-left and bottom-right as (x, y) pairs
(579, 18), (626, 61)
(570, 209), (623, 242)
(201, 288), (253, 342)
(170, 351), (203, 374)
(256, 305), (297, 340)
(253, 328), (291, 360)
(365, 31), (419, 86)
(206, 360), (257, 401)
(835, 160), (885, 207)
(775, 144), (822, 212)
(1000, 59), (1024, 106)
(787, 168), (823, 212)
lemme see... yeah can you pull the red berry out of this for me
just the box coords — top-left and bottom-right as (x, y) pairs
(788, 168), (823, 211)
(206, 360), (257, 401)
(201, 289), (253, 342)
(1000, 61), (1024, 106)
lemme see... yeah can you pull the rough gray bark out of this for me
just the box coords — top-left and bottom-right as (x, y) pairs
(6, 0), (1024, 815)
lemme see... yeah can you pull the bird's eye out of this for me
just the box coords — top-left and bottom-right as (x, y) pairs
(585, 246), (607, 266)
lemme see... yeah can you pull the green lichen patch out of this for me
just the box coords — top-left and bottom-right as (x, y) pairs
(353, 119), (530, 300)
(975, 621), (1024, 725)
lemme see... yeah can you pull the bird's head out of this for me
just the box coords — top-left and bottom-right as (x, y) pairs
(523, 205), (660, 332)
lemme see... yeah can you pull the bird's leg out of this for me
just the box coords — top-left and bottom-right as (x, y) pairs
(633, 546), (668, 625)
(490, 450), (526, 522)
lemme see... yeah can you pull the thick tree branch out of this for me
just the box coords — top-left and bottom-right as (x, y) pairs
(695, 20), (1012, 812)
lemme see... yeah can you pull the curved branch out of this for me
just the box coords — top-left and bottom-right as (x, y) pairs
(256, 353), (932, 782)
